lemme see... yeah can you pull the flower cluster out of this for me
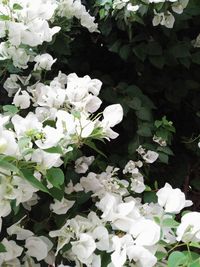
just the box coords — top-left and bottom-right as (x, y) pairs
(100, 0), (189, 29)
(47, 155), (197, 267)
(0, 0), (97, 69)
(0, 72), (123, 222)
(0, 1), (199, 267)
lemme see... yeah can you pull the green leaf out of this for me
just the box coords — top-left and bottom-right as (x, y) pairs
(109, 40), (121, 53)
(13, 3), (23, 10)
(46, 168), (64, 189)
(158, 152), (169, 164)
(3, 105), (19, 115)
(168, 251), (187, 267)
(0, 15), (10, 20)
(155, 251), (167, 260)
(143, 191), (157, 203)
(10, 199), (20, 215)
(149, 56), (165, 69)
(136, 107), (152, 121)
(170, 43), (191, 58)
(0, 243), (6, 253)
(189, 242), (200, 249)
(157, 146), (174, 156)
(154, 216), (160, 224)
(119, 45), (130, 61)
(21, 169), (49, 194)
(44, 146), (63, 154)
(155, 120), (163, 128)
(133, 43), (147, 61)
(137, 123), (152, 137)
(162, 218), (179, 228)
(147, 42), (162, 56)
(0, 157), (19, 173)
(49, 186), (64, 201)
(191, 51), (200, 65)
(128, 97), (142, 110)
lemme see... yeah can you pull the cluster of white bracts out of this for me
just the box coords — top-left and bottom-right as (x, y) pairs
(0, 0), (98, 69)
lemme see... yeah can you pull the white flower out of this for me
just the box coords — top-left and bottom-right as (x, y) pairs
(3, 74), (20, 97)
(111, 234), (134, 267)
(127, 245), (157, 267)
(113, 0), (129, 10)
(12, 175), (38, 205)
(31, 149), (63, 170)
(130, 218), (160, 246)
(142, 150), (159, 163)
(172, 0), (189, 14)
(35, 125), (63, 149)
(71, 233), (96, 264)
(34, 53), (56, 71)
(8, 21), (27, 47)
(156, 183), (193, 213)
(127, 3), (139, 12)
(75, 156), (95, 173)
(153, 135), (167, 146)
(9, 46), (30, 69)
(50, 198), (75, 215)
(176, 212), (200, 242)
(25, 236), (49, 261)
(11, 112), (42, 138)
(91, 226), (110, 251)
(0, 200), (11, 217)
(153, 11), (175, 29)
(130, 173), (145, 193)
(56, 110), (76, 136)
(0, 238), (23, 262)
(149, 0), (165, 2)
(0, 129), (18, 156)
(7, 223), (33, 240)
(112, 200), (141, 233)
(22, 193), (39, 211)
(102, 104), (123, 128)
(13, 90), (31, 109)
(123, 160), (143, 174)
(96, 193), (121, 221)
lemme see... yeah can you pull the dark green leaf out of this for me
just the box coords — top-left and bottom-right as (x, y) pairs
(46, 168), (65, 189)
(21, 169), (50, 194)
(13, 3), (23, 10)
(0, 243), (6, 253)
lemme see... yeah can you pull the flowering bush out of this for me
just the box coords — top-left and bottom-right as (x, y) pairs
(0, 0), (200, 267)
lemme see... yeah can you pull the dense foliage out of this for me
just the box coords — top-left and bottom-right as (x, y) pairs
(0, 0), (200, 266)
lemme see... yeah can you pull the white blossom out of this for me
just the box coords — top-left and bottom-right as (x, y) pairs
(156, 183), (193, 213)
(176, 212), (200, 242)
(34, 54), (56, 71)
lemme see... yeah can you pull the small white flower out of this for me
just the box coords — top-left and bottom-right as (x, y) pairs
(75, 156), (95, 174)
(13, 90), (31, 109)
(50, 198), (75, 215)
(1, 238), (23, 262)
(130, 218), (160, 246)
(176, 212), (200, 242)
(127, 3), (139, 12)
(142, 150), (159, 163)
(34, 53), (56, 71)
(7, 224), (33, 240)
(156, 183), (193, 213)
(127, 244), (157, 267)
(102, 104), (123, 128)
(25, 236), (49, 261)
(71, 233), (96, 264)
